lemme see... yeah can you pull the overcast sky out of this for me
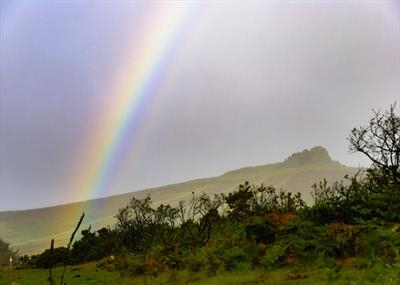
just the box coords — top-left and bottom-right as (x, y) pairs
(1, 1), (399, 211)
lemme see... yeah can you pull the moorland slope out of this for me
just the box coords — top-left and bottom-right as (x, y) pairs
(0, 146), (358, 254)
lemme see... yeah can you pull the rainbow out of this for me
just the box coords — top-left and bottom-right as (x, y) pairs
(71, 3), (198, 202)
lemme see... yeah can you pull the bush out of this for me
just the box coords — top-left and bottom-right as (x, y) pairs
(70, 227), (119, 264)
(355, 221), (399, 264)
(260, 244), (286, 269)
(245, 222), (276, 244)
(33, 247), (69, 269)
(187, 250), (206, 273)
(220, 246), (247, 271)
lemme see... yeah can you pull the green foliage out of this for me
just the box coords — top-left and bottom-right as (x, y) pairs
(306, 171), (400, 224)
(36, 174), (396, 280)
(24, 174), (400, 280)
(355, 220), (400, 264)
(260, 244), (286, 269)
(70, 227), (119, 264)
(245, 222), (276, 244)
(187, 250), (206, 273)
(367, 184), (400, 221)
(219, 246), (248, 271)
(352, 257), (379, 269)
(115, 195), (157, 253)
(225, 181), (254, 220)
(280, 220), (321, 262)
(225, 181), (306, 221)
(32, 247), (69, 269)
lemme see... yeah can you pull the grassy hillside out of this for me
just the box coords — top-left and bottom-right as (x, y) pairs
(0, 147), (358, 255)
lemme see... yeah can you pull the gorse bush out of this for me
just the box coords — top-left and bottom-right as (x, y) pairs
(260, 244), (286, 269)
(33, 247), (69, 269)
(70, 226), (119, 264)
(225, 181), (306, 220)
(245, 221), (276, 244)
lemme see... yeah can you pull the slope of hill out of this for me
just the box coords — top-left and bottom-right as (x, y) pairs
(0, 146), (359, 255)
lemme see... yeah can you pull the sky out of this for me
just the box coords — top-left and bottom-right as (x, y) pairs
(0, 1), (399, 211)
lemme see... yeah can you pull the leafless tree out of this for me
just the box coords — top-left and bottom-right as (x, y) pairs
(348, 103), (400, 185)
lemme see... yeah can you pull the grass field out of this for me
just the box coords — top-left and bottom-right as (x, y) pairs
(1, 262), (399, 285)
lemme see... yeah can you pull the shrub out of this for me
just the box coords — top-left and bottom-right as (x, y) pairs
(245, 222), (276, 244)
(355, 221), (399, 264)
(34, 247), (69, 269)
(220, 246), (248, 271)
(70, 227), (119, 264)
(187, 250), (206, 273)
(260, 244), (285, 269)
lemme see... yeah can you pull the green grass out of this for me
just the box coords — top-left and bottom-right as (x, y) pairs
(1, 263), (399, 285)
(0, 263), (129, 285)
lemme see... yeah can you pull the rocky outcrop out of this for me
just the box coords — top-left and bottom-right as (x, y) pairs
(284, 146), (341, 167)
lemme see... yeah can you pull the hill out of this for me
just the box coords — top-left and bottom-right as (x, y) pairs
(0, 146), (359, 255)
